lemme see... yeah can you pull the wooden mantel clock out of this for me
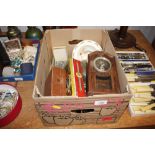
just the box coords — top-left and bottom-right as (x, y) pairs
(87, 51), (120, 96)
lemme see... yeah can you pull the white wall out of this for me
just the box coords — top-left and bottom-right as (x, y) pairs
(1, 26), (155, 43)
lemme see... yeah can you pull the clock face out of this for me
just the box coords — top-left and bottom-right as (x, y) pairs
(93, 57), (111, 72)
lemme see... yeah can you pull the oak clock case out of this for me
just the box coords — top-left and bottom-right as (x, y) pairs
(87, 51), (120, 96)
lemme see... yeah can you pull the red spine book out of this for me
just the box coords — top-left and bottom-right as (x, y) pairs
(73, 59), (86, 97)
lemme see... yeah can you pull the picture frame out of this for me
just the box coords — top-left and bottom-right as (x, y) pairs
(120, 61), (154, 73)
(116, 51), (149, 61)
(3, 38), (22, 53)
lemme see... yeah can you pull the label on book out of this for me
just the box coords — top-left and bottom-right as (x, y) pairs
(94, 100), (108, 105)
(15, 78), (23, 81)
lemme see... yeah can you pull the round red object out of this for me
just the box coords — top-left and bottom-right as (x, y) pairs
(0, 84), (22, 127)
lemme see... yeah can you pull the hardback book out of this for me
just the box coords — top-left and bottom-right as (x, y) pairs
(69, 58), (86, 97)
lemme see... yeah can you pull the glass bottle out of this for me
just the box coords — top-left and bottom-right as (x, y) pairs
(7, 26), (22, 39)
(25, 26), (43, 40)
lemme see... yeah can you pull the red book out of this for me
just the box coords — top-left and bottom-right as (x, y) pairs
(72, 59), (86, 97)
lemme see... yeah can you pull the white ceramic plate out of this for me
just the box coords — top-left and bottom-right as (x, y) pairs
(72, 40), (102, 62)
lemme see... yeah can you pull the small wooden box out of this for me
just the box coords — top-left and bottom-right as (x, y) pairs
(44, 67), (66, 96)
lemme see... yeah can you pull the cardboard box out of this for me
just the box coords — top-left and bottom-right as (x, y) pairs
(32, 29), (132, 126)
